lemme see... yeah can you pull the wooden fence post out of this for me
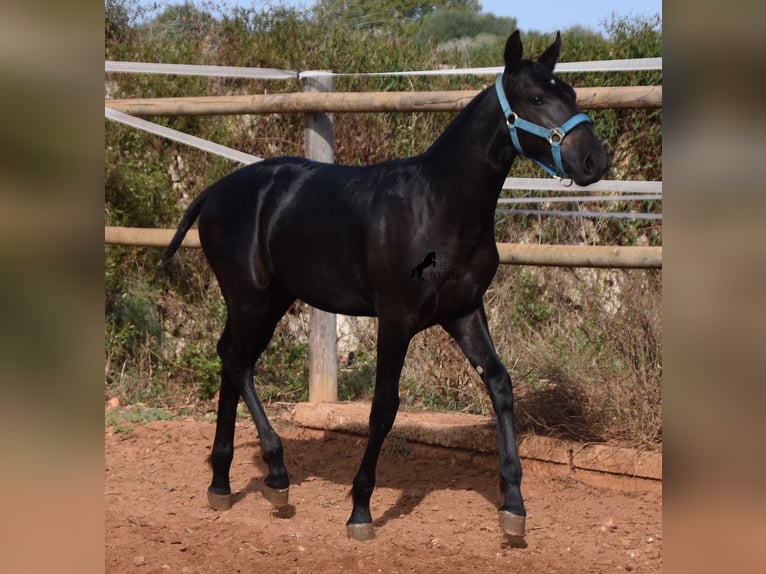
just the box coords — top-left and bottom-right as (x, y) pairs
(304, 73), (338, 403)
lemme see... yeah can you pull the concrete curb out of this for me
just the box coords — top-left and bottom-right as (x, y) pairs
(291, 401), (661, 481)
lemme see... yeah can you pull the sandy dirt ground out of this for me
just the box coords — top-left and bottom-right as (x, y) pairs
(105, 411), (662, 573)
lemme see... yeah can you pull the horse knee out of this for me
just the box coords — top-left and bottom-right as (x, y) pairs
(482, 365), (514, 412)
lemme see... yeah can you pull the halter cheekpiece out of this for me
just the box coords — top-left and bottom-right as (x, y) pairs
(495, 74), (591, 179)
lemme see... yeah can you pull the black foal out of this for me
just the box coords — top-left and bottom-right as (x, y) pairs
(165, 30), (608, 540)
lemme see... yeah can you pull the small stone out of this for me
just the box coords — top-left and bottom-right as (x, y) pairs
(133, 555), (145, 566)
(601, 517), (617, 532)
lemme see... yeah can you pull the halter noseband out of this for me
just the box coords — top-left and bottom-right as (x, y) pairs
(495, 74), (591, 179)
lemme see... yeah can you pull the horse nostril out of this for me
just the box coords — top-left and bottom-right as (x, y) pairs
(583, 153), (596, 174)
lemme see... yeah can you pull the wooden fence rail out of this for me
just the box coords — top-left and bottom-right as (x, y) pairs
(105, 226), (661, 269)
(104, 85), (661, 116)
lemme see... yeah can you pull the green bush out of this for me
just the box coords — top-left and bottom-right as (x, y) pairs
(416, 9), (517, 44)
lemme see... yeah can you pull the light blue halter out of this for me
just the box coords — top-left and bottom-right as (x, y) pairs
(495, 74), (591, 179)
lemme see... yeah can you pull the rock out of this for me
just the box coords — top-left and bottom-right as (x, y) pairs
(600, 517), (617, 532)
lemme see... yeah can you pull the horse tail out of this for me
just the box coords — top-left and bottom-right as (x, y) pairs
(163, 187), (210, 260)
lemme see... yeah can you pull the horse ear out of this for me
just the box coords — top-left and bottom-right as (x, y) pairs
(504, 30), (523, 75)
(537, 31), (562, 71)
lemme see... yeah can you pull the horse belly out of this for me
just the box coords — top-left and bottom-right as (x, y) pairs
(271, 241), (376, 316)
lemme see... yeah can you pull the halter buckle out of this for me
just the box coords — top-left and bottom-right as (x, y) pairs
(548, 128), (564, 144)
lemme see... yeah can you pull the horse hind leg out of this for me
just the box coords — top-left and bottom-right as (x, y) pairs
(207, 289), (295, 510)
(207, 322), (239, 510)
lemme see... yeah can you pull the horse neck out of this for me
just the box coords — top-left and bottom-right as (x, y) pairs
(423, 86), (516, 211)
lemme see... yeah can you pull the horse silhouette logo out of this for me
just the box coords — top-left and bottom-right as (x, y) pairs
(410, 251), (437, 280)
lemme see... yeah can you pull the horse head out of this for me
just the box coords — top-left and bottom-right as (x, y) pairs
(498, 31), (609, 185)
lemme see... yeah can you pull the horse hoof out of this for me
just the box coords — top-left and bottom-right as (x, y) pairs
(346, 522), (376, 541)
(263, 485), (289, 507)
(499, 510), (526, 537)
(207, 490), (232, 511)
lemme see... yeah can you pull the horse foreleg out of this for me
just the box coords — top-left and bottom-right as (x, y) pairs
(442, 305), (527, 537)
(346, 320), (412, 540)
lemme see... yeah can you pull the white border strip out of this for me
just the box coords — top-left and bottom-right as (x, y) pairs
(105, 61), (297, 80)
(503, 177), (661, 193)
(105, 107), (261, 165)
(313, 57), (661, 78)
(498, 208), (662, 220)
(555, 57), (661, 72)
(499, 195), (661, 204)
(105, 57), (662, 79)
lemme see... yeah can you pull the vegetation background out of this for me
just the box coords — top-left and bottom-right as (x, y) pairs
(104, 0), (662, 449)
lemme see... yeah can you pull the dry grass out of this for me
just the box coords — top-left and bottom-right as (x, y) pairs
(397, 266), (662, 450)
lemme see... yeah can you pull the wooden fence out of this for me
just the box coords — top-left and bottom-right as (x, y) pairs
(105, 76), (662, 402)
(104, 226), (661, 269)
(105, 85), (661, 116)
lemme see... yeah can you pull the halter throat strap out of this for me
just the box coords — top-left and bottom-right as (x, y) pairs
(495, 74), (591, 179)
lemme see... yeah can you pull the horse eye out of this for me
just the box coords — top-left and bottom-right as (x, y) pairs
(529, 95), (544, 106)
